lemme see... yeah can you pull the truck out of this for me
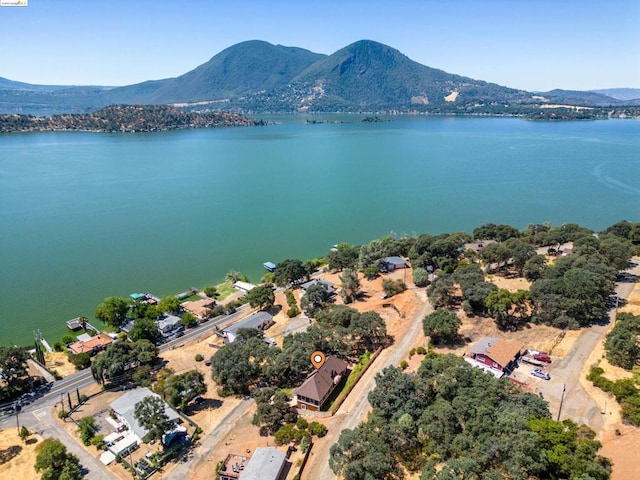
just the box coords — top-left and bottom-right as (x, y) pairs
(523, 349), (552, 364)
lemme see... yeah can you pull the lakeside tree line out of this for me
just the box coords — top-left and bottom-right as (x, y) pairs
(0, 104), (259, 133)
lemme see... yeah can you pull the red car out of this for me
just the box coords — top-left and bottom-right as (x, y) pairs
(533, 352), (552, 363)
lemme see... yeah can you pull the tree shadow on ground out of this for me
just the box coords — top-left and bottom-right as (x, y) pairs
(0, 445), (22, 465)
(187, 398), (222, 415)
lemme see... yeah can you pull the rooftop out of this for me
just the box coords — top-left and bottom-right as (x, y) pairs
(68, 333), (113, 355)
(299, 278), (336, 293)
(295, 356), (348, 403)
(240, 447), (287, 480)
(181, 298), (214, 318)
(224, 311), (273, 338)
(110, 387), (180, 441)
(468, 337), (523, 368)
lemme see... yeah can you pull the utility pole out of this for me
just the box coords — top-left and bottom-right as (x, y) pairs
(15, 401), (20, 432)
(557, 383), (566, 421)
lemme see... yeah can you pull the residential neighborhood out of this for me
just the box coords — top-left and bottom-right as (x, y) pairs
(1, 223), (640, 480)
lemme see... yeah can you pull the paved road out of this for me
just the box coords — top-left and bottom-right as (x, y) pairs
(303, 290), (433, 480)
(536, 257), (640, 428)
(0, 306), (253, 478)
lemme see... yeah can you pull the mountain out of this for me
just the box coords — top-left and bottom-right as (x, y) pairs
(0, 76), (72, 92)
(104, 40), (326, 105)
(535, 89), (627, 107)
(1, 40), (638, 115)
(591, 88), (640, 101)
(275, 40), (534, 111)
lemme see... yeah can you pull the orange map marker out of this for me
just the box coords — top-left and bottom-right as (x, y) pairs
(311, 351), (326, 369)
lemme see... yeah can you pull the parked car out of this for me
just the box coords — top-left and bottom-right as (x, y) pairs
(533, 352), (552, 363)
(532, 369), (550, 380)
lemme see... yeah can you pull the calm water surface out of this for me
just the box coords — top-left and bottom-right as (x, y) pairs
(1, 116), (639, 345)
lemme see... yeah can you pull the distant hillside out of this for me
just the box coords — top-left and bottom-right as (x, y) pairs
(283, 40), (535, 111)
(535, 89), (634, 107)
(0, 76), (72, 92)
(1, 40), (639, 115)
(591, 88), (640, 101)
(105, 40), (326, 105)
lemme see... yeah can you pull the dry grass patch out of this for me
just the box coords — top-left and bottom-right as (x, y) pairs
(0, 428), (41, 480)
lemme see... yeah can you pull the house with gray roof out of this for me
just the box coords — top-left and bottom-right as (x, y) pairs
(299, 278), (337, 296)
(110, 387), (181, 443)
(239, 447), (287, 480)
(381, 256), (410, 271)
(222, 311), (273, 343)
(157, 314), (182, 335)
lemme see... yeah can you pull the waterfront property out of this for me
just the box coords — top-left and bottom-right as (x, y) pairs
(182, 298), (215, 319)
(232, 281), (256, 293)
(464, 337), (523, 378)
(68, 332), (113, 355)
(295, 355), (348, 412)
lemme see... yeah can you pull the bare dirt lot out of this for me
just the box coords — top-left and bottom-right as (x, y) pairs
(586, 276), (640, 480)
(0, 428), (41, 480)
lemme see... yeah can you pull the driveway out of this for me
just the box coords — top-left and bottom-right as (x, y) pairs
(302, 290), (432, 480)
(527, 257), (640, 429)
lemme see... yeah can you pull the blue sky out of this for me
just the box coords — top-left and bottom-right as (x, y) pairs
(1, 0), (639, 91)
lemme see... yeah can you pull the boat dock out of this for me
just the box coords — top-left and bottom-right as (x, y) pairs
(263, 261), (276, 272)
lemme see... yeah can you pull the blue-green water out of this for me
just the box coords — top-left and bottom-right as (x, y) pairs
(1, 116), (639, 346)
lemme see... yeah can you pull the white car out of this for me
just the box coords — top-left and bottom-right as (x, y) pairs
(531, 369), (550, 380)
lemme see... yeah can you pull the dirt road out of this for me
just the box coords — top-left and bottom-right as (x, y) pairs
(539, 257), (640, 429)
(303, 290), (432, 480)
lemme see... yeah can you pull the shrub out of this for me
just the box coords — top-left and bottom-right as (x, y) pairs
(308, 421), (328, 437)
(195, 354), (204, 362)
(52, 341), (64, 352)
(296, 417), (309, 430)
(57, 409), (68, 419)
(91, 434), (106, 450)
(400, 360), (409, 370)
(203, 286), (218, 298)
(382, 279), (407, 298)
(274, 424), (297, 445)
(412, 267), (429, 287)
(416, 346), (427, 355)
(287, 306), (300, 318)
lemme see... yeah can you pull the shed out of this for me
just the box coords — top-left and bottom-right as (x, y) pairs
(233, 281), (256, 293)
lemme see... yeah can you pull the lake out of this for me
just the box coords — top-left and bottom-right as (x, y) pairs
(1, 116), (638, 346)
